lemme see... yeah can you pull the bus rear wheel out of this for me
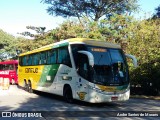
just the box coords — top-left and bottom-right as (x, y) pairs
(28, 81), (33, 93)
(63, 86), (73, 103)
(11, 79), (15, 85)
(24, 80), (29, 91)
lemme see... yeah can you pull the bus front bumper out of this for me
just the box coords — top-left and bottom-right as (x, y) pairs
(88, 89), (130, 103)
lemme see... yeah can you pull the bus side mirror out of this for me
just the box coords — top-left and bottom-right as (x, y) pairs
(78, 51), (94, 66)
(125, 54), (138, 68)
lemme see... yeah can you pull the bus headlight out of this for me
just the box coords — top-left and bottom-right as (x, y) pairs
(89, 85), (104, 93)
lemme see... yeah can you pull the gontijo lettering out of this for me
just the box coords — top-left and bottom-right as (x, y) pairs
(25, 68), (38, 73)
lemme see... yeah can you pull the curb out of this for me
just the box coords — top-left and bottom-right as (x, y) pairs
(130, 95), (160, 100)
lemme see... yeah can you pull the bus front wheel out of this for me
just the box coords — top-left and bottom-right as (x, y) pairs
(63, 86), (73, 103)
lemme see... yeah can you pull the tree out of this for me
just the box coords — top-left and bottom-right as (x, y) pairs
(48, 18), (105, 41)
(18, 26), (46, 39)
(0, 29), (17, 60)
(126, 19), (160, 95)
(153, 5), (160, 18)
(100, 14), (135, 44)
(41, 0), (139, 21)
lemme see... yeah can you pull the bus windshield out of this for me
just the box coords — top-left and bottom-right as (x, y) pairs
(88, 46), (129, 86)
(71, 44), (129, 86)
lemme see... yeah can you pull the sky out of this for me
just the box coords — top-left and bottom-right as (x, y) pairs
(0, 0), (159, 37)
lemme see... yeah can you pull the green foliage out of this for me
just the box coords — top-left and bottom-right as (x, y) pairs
(127, 19), (160, 65)
(15, 37), (53, 53)
(0, 29), (53, 61)
(18, 26), (46, 39)
(127, 19), (160, 95)
(0, 29), (18, 60)
(100, 14), (135, 44)
(50, 19), (104, 41)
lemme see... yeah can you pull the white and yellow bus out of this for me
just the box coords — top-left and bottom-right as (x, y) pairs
(18, 38), (137, 103)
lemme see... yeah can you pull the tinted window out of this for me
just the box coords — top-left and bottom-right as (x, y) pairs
(32, 54), (39, 65)
(71, 44), (86, 68)
(57, 47), (71, 67)
(19, 47), (71, 66)
(41, 52), (47, 64)
(47, 49), (57, 64)
(27, 55), (32, 65)
(0, 64), (14, 70)
(0, 65), (3, 70)
(110, 49), (124, 62)
(88, 47), (111, 65)
(77, 54), (89, 80)
(22, 56), (27, 66)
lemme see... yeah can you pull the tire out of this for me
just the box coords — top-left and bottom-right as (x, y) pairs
(28, 81), (33, 93)
(24, 80), (29, 91)
(11, 79), (15, 85)
(63, 87), (73, 103)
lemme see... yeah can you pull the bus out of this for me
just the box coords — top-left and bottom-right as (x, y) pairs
(0, 60), (18, 84)
(18, 38), (137, 103)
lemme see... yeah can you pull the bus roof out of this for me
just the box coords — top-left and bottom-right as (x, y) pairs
(0, 60), (18, 65)
(19, 38), (121, 56)
(68, 38), (121, 48)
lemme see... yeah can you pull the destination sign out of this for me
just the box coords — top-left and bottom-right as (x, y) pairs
(91, 48), (107, 52)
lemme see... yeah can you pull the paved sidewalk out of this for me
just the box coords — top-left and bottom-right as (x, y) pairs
(0, 85), (33, 96)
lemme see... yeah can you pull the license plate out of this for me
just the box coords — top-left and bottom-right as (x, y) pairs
(111, 96), (118, 101)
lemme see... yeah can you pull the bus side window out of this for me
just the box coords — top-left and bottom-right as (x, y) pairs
(39, 53), (42, 65)
(77, 54), (89, 80)
(22, 56), (27, 66)
(32, 54), (38, 65)
(19, 57), (23, 66)
(57, 47), (71, 67)
(4, 65), (8, 70)
(41, 52), (47, 64)
(9, 64), (14, 70)
(0, 65), (2, 70)
(47, 51), (51, 64)
(16, 64), (18, 74)
(50, 49), (57, 64)
(27, 55), (32, 65)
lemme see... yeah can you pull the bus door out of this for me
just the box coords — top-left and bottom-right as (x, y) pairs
(76, 54), (89, 101)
